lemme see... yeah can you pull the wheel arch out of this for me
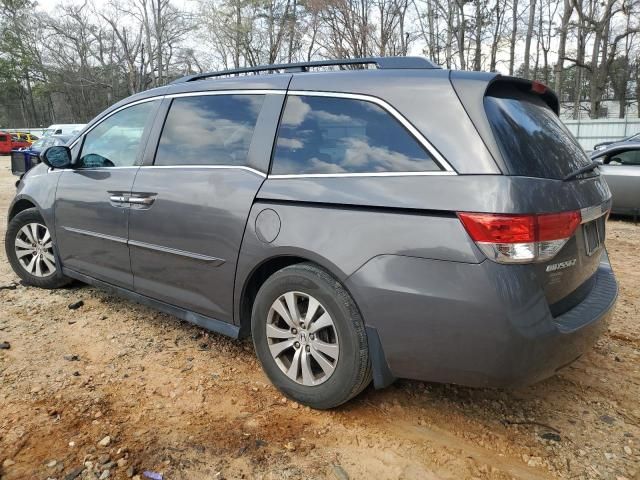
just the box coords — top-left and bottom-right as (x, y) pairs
(236, 248), (354, 336)
(8, 196), (38, 222)
(238, 254), (317, 338)
(236, 252), (396, 390)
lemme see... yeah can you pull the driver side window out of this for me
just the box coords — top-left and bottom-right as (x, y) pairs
(78, 100), (158, 168)
(607, 150), (640, 166)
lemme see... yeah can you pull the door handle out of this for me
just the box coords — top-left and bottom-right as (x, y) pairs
(128, 196), (155, 205)
(109, 195), (127, 203)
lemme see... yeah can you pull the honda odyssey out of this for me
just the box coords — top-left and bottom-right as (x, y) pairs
(5, 57), (618, 409)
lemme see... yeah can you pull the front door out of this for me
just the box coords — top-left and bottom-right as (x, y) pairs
(54, 100), (160, 288)
(600, 149), (640, 214)
(128, 92), (283, 322)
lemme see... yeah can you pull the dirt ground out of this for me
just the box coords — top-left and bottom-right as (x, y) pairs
(0, 155), (638, 480)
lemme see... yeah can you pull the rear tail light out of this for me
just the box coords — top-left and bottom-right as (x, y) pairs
(458, 211), (581, 263)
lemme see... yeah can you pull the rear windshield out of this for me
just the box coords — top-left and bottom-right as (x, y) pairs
(485, 88), (591, 179)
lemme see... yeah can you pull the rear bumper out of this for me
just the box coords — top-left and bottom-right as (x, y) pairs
(345, 251), (617, 388)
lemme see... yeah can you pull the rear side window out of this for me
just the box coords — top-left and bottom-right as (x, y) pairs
(485, 87), (591, 179)
(155, 94), (265, 166)
(606, 150), (640, 166)
(272, 95), (440, 174)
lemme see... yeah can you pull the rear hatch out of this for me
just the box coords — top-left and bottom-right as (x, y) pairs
(472, 78), (610, 316)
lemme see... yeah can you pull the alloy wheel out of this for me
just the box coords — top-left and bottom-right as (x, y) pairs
(14, 222), (56, 277)
(266, 291), (339, 386)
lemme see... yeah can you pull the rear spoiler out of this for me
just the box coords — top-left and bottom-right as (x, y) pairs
(485, 76), (559, 115)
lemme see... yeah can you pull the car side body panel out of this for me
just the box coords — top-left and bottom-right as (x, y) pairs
(344, 252), (615, 386)
(590, 142), (640, 215)
(127, 92), (285, 323)
(9, 164), (61, 237)
(257, 175), (612, 213)
(129, 168), (266, 322)
(233, 198), (484, 329)
(54, 168), (140, 288)
(600, 165), (640, 215)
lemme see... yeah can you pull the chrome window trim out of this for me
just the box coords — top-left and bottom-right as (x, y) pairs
(280, 90), (457, 175)
(269, 171), (456, 179)
(69, 88), (455, 178)
(70, 90), (284, 149)
(139, 165), (266, 177)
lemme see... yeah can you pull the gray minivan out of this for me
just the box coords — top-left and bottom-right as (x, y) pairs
(5, 57), (618, 409)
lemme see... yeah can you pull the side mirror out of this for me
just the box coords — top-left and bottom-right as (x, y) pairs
(41, 145), (72, 169)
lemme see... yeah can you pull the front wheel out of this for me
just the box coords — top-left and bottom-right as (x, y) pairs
(251, 262), (371, 409)
(5, 208), (71, 289)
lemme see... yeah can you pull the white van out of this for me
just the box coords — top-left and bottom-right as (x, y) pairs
(42, 124), (85, 137)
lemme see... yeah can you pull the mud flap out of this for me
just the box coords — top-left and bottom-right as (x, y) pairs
(366, 325), (396, 389)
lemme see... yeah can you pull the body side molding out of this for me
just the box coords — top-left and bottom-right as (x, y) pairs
(62, 227), (225, 265)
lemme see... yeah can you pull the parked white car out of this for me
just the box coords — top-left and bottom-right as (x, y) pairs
(42, 124), (85, 137)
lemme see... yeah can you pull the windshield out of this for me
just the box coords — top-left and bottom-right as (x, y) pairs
(485, 88), (592, 179)
(52, 136), (70, 146)
(31, 139), (47, 149)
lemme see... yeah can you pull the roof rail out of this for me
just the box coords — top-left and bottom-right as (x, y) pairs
(171, 57), (439, 84)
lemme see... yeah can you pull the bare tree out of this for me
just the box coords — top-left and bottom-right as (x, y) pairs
(522, 0), (536, 77)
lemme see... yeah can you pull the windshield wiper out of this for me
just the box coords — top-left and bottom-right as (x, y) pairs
(563, 160), (600, 182)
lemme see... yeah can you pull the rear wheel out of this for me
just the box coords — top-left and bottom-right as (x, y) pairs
(5, 208), (71, 289)
(251, 262), (371, 409)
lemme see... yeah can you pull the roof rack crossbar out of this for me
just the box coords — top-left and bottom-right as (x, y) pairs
(171, 56), (438, 84)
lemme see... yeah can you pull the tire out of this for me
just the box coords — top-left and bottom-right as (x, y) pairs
(5, 208), (71, 289)
(251, 262), (372, 409)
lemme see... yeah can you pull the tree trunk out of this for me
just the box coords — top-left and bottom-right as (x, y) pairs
(235, 0), (241, 68)
(446, 3), (453, 68)
(287, 0), (297, 62)
(588, 26), (604, 118)
(523, 0), (536, 78)
(473, 0), (482, 71)
(636, 62), (640, 118)
(553, 0), (572, 97)
(508, 0), (518, 75)
(456, 0), (466, 69)
(572, 19), (585, 120)
(426, 0), (437, 62)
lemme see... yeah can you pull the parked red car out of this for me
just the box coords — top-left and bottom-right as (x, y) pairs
(0, 132), (30, 154)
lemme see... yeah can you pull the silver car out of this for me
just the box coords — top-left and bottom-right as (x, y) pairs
(591, 142), (640, 217)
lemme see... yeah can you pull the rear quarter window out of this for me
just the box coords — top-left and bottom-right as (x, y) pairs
(272, 95), (440, 175)
(485, 87), (591, 179)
